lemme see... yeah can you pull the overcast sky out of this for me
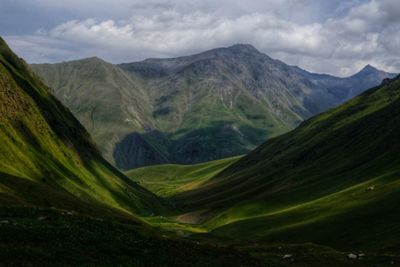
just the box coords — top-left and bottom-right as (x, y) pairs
(1, 0), (399, 76)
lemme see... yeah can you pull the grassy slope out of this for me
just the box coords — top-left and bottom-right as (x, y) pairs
(158, 76), (400, 251)
(126, 156), (241, 197)
(0, 37), (278, 267)
(31, 58), (155, 166)
(0, 206), (265, 267)
(2, 36), (400, 265)
(0, 37), (162, 218)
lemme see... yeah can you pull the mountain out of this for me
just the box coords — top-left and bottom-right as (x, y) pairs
(293, 64), (396, 107)
(30, 57), (162, 167)
(0, 37), (162, 218)
(3, 36), (400, 265)
(0, 37), (272, 267)
(169, 74), (400, 251)
(32, 44), (396, 170)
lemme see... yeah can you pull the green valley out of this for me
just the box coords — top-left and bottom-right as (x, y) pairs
(126, 156), (241, 197)
(0, 36), (266, 266)
(128, 74), (400, 257)
(1, 33), (400, 266)
(3, 0), (400, 265)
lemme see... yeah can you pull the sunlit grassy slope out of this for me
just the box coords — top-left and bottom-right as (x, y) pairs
(185, 76), (400, 251)
(126, 156), (241, 197)
(0, 37), (266, 267)
(0, 37), (163, 218)
(131, 75), (400, 252)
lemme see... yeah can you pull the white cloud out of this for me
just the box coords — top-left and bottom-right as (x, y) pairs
(4, 35), (76, 63)
(3, 0), (400, 76)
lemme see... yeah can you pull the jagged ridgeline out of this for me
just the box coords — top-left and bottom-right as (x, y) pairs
(0, 37), (162, 218)
(32, 45), (396, 170)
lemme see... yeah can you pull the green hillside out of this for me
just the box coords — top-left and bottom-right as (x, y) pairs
(0, 37), (273, 267)
(30, 57), (163, 168)
(126, 156), (241, 197)
(124, 70), (400, 250)
(155, 75), (400, 252)
(0, 37), (163, 218)
(2, 35), (400, 265)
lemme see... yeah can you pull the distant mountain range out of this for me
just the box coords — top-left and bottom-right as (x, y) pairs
(32, 44), (396, 170)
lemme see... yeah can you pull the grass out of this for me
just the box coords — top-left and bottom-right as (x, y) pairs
(125, 75), (400, 256)
(2, 205), (399, 266)
(0, 37), (164, 219)
(208, 170), (400, 251)
(31, 57), (155, 167)
(0, 206), (263, 267)
(0, 38), (261, 266)
(126, 156), (242, 197)
(170, 75), (400, 212)
(3, 36), (400, 265)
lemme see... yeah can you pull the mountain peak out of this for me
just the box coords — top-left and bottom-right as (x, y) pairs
(81, 56), (106, 63)
(350, 64), (399, 81)
(361, 64), (378, 72)
(226, 44), (260, 53)
(229, 43), (257, 49)
(352, 64), (383, 77)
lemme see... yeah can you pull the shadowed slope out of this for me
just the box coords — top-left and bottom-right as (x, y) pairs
(169, 75), (400, 251)
(31, 57), (155, 166)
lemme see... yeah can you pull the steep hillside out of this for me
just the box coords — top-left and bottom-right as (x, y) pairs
(30, 57), (162, 166)
(33, 45), (396, 170)
(0, 37), (162, 218)
(0, 37), (270, 267)
(170, 75), (400, 251)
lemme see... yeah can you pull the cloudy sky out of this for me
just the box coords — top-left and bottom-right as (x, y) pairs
(1, 0), (399, 76)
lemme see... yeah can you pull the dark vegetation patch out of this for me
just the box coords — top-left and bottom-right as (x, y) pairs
(0, 206), (261, 267)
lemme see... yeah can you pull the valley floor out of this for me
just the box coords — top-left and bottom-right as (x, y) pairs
(1, 206), (398, 267)
(126, 157), (400, 266)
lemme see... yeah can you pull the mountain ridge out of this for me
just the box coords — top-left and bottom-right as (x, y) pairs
(32, 44), (397, 170)
(0, 37), (163, 219)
